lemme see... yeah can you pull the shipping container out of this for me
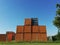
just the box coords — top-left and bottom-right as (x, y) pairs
(24, 26), (31, 33)
(38, 34), (47, 42)
(15, 33), (23, 42)
(24, 18), (32, 26)
(24, 33), (31, 41)
(39, 26), (46, 33)
(32, 33), (39, 41)
(6, 32), (15, 41)
(16, 26), (24, 33)
(32, 26), (39, 33)
(0, 34), (6, 41)
(31, 18), (38, 25)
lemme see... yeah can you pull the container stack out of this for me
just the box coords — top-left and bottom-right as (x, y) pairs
(39, 26), (47, 42)
(15, 26), (24, 41)
(15, 18), (47, 42)
(24, 19), (32, 41)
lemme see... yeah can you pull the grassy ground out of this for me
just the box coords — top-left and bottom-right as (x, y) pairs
(0, 42), (60, 45)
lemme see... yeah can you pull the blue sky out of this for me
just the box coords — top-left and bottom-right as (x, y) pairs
(0, 0), (60, 36)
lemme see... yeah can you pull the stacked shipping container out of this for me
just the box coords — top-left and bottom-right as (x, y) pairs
(39, 26), (47, 42)
(32, 26), (39, 33)
(24, 26), (31, 33)
(24, 18), (32, 26)
(15, 33), (23, 42)
(15, 18), (47, 42)
(24, 33), (31, 41)
(15, 26), (23, 42)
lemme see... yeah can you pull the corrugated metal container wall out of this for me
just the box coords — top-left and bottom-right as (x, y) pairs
(24, 19), (32, 26)
(32, 26), (39, 33)
(24, 33), (31, 41)
(16, 26), (23, 33)
(38, 33), (42, 41)
(38, 34), (47, 42)
(40, 34), (47, 42)
(24, 26), (31, 33)
(7, 34), (12, 41)
(15, 33), (23, 42)
(6, 32), (15, 41)
(39, 26), (46, 33)
(0, 34), (6, 41)
(32, 33), (39, 41)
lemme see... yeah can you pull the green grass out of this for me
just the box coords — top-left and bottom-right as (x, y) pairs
(0, 42), (60, 45)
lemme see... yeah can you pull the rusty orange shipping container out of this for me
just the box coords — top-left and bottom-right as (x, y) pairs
(0, 34), (6, 41)
(24, 26), (31, 33)
(15, 33), (23, 42)
(24, 18), (32, 26)
(6, 32), (15, 41)
(32, 33), (39, 41)
(24, 33), (31, 41)
(39, 34), (47, 42)
(32, 33), (42, 42)
(16, 26), (24, 33)
(39, 26), (46, 33)
(32, 26), (39, 33)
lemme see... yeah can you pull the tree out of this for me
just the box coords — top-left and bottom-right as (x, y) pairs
(56, 4), (60, 8)
(53, 4), (60, 40)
